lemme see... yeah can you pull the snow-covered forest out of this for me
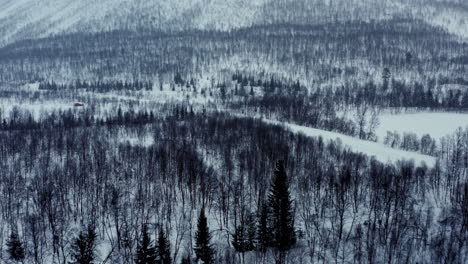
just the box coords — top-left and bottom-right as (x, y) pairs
(0, 0), (467, 263)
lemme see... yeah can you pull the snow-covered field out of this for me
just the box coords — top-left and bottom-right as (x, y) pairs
(116, 130), (154, 147)
(0, 86), (217, 122)
(377, 112), (468, 141)
(425, 7), (468, 40)
(0, 99), (74, 120)
(264, 118), (436, 167)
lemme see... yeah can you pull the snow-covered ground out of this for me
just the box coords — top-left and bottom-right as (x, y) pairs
(0, 85), (216, 122)
(264, 118), (436, 167)
(0, 99), (74, 120)
(425, 7), (468, 40)
(116, 131), (154, 147)
(376, 112), (468, 141)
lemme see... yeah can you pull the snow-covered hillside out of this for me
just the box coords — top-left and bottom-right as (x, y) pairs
(1, 0), (467, 46)
(0, 0), (266, 46)
(426, 8), (468, 39)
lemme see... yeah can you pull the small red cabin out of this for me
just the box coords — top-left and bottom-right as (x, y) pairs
(74, 103), (85, 107)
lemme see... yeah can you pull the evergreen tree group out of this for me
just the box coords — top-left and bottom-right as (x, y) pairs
(156, 228), (172, 264)
(231, 160), (297, 263)
(6, 231), (25, 262)
(70, 225), (97, 264)
(135, 225), (172, 264)
(135, 225), (157, 264)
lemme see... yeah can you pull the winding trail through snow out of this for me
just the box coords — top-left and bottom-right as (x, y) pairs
(260, 118), (437, 167)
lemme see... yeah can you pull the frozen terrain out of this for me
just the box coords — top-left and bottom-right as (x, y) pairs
(424, 3), (468, 40)
(377, 112), (468, 141)
(264, 118), (436, 167)
(0, 0), (465, 46)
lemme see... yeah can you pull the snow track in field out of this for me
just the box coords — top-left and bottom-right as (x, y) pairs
(377, 112), (468, 141)
(262, 118), (436, 167)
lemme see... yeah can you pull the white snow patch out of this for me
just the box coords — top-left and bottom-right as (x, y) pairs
(118, 134), (154, 147)
(377, 112), (468, 141)
(264, 118), (436, 167)
(0, 99), (74, 120)
(426, 8), (468, 40)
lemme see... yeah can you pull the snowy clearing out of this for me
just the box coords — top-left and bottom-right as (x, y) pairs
(377, 112), (468, 141)
(264, 118), (436, 167)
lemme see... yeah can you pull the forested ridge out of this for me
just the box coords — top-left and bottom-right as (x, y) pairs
(1, 19), (466, 85)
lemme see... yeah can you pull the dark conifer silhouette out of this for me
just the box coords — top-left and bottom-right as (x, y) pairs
(6, 231), (25, 262)
(257, 202), (271, 253)
(194, 208), (215, 264)
(232, 226), (249, 253)
(180, 255), (191, 264)
(156, 228), (172, 264)
(135, 225), (157, 264)
(268, 160), (296, 263)
(382, 67), (391, 91)
(70, 225), (97, 264)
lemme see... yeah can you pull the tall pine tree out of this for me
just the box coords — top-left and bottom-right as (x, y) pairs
(180, 255), (191, 264)
(268, 160), (296, 262)
(232, 226), (251, 253)
(256, 202), (271, 253)
(232, 213), (256, 262)
(70, 225), (97, 264)
(156, 228), (171, 264)
(382, 67), (391, 91)
(135, 225), (157, 264)
(194, 208), (215, 264)
(6, 231), (25, 262)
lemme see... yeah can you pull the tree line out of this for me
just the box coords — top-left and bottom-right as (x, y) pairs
(38, 80), (153, 92)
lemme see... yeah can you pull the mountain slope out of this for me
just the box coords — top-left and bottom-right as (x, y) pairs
(0, 0), (267, 46)
(0, 0), (467, 46)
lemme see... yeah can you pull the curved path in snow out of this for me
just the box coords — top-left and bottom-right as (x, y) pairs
(262, 118), (437, 167)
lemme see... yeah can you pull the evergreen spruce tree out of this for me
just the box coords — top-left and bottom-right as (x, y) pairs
(180, 255), (191, 264)
(194, 208), (215, 264)
(6, 231), (25, 262)
(156, 228), (171, 264)
(382, 67), (391, 91)
(232, 225), (247, 253)
(246, 214), (257, 251)
(267, 160), (296, 262)
(232, 213), (256, 253)
(135, 225), (157, 264)
(257, 202), (270, 253)
(70, 225), (97, 264)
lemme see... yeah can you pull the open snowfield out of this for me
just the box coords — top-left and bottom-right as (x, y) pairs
(377, 112), (468, 141)
(426, 8), (468, 40)
(263, 118), (436, 167)
(0, 99), (74, 119)
(0, 85), (217, 122)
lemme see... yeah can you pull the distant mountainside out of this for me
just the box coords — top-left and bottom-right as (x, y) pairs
(0, 0), (262, 45)
(0, 0), (467, 46)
